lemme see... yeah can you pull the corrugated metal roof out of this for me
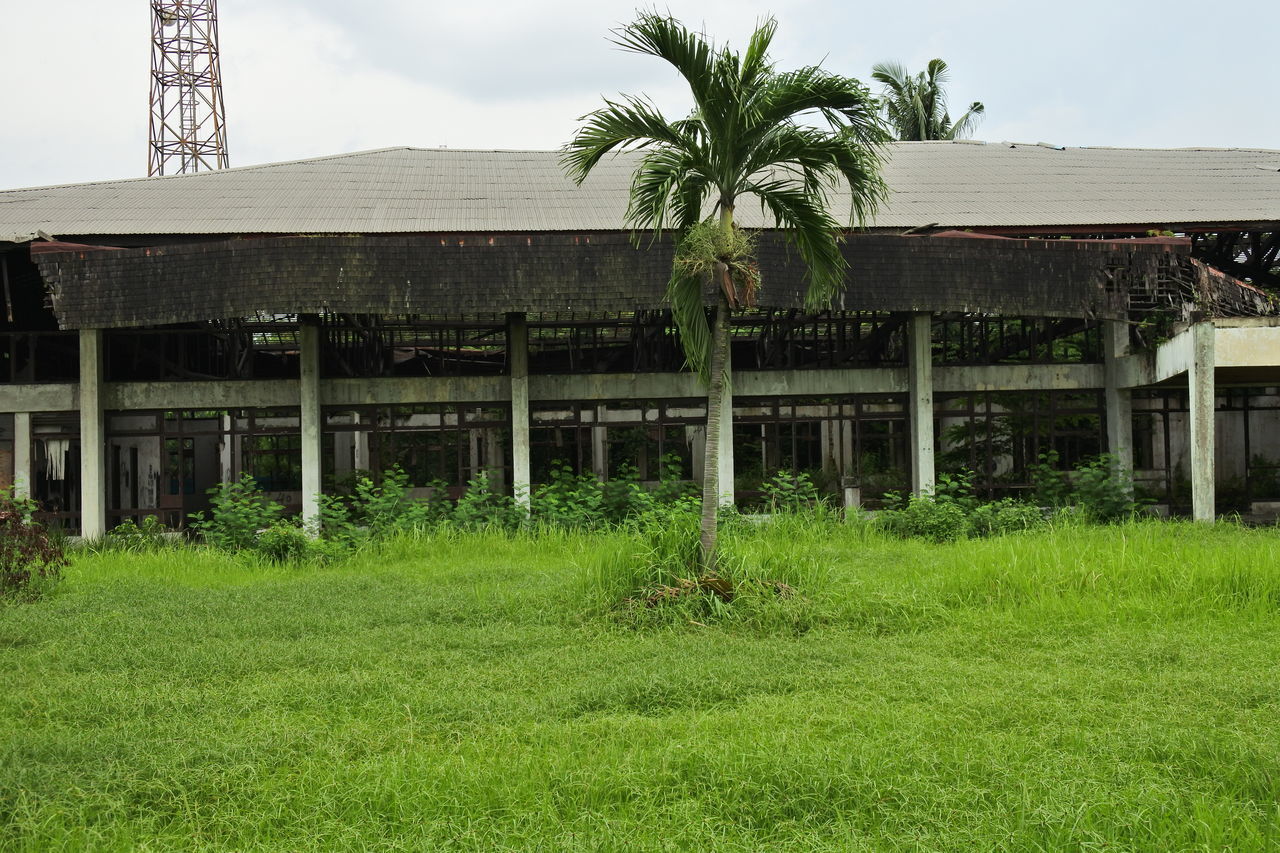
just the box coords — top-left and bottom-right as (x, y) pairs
(1, 141), (1278, 239)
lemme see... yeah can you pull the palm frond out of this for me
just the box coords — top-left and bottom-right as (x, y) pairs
(945, 101), (986, 140)
(613, 13), (716, 117)
(625, 146), (713, 234)
(744, 178), (847, 309)
(665, 264), (713, 381)
(561, 94), (695, 185)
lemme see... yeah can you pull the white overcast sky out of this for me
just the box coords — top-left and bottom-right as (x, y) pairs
(0, 0), (1275, 190)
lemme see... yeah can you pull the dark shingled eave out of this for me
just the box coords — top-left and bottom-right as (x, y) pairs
(32, 232), (1182, 330)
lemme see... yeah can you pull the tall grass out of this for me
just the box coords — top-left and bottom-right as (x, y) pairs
(3, 519), (1279, 849)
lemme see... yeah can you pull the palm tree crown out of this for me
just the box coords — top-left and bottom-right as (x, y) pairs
(563, 12), (888, 375)
(871, 58), (985, 141)
(562, 13), (888, 570)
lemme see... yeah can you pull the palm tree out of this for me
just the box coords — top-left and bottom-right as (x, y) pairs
(563, 13), (888, 572)
(871, 58), (984, 141)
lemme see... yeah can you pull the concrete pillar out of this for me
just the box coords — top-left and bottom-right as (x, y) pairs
(13, 412), (32, 500)
(78, 329), (106, 538)
(591, 405), (608, 482)
(1189, 320), (1216, 522)
(219, 413), (235, 484)
(484, 425), (506, 490)
(717, 374), (735, 507)
(1103, 319), (1134, 487)
(298, 320), (322, 528)
(352, 413), (370, 473)
(907, 312), (935, 496)
(687, 425), (705, 481)
(507, 313), (531, 509)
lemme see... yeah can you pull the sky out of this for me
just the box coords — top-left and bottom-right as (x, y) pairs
(0, 0), (1275, 190)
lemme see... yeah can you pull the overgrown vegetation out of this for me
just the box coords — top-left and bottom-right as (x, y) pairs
(0, 491), (66, 602)
(879, 454), (1139, 543)
(4, 520), (1280, 850)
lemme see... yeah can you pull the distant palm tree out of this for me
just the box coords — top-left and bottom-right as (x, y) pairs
(563, 13), (887, 572)
(871, 58), (985, 141)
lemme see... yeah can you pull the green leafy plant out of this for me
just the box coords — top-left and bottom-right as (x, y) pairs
(0, 491), (67, 602)
(760, 470), (820, 513)
(104, 516), (170, 552)
(255, 521), (313, 564)
(1031, 451), (1138, 521)
(454, 471), (523, 530)
(532, 462), (606, 529)
(969, 499), (1048, 537)
(189, 474), (285, 551)
(878, 494), (973, 543)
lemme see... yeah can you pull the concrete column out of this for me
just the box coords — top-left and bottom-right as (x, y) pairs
(13, 412), (32, 500)
(483, 425), (506, 491)
(508, 313), (531, 509)
(1103, 319), (1134, 486)
(219, 413), (235, 484)
(907, 312), (935, 496)
(298, 320), (322, 528)
(591, 405), (608, 481)
(717, 373), (735, 507)
(687, 425), (705, 481)
(1189, 320), (1216, 522)
(351, 412), (370, 473)
(78, 329), (106, 538)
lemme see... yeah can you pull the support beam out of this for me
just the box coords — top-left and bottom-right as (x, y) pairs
(298, 320), (322, 529)
(508, 313), (531, 509)
(1189, 320), (1216, 522)
(78, 329), (106, 538)
(907, 312), (935, 496)
(1103, 319), (1133, 488)
(13, 412), (32, 500)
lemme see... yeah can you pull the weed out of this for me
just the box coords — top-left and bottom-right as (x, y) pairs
(0, 490), (66, 602)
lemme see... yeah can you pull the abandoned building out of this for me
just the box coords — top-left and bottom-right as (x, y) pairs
(0, 141), (1278, 536)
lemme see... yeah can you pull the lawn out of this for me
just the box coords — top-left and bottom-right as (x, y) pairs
(2, 520), (1279, 850)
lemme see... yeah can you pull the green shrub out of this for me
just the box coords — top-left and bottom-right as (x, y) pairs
(600, 462), (658, 523)
(454, 471), (524, 530)
(319, 468), (449, 546)
(0, 492), (66, 602)
(103, 516), (170, 552)
(1031, 451), (1138, 521)
(189, 474), (285, 551)
(878, 494), (973, 543)
(651, 453), (698, 505)
(255, 521), (313, 563)
(969, 499), (1048, 537)
(532, 463), (605, 529)
(760, 470), (819, 512)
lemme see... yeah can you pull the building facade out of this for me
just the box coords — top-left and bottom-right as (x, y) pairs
(1, 143), (1278, 534)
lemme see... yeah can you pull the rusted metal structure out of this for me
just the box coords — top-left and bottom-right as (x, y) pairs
(147, 0), (229, 176)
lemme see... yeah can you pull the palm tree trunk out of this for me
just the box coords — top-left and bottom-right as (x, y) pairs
(699, 289), (731, 574)
(699, 204), (735, 574)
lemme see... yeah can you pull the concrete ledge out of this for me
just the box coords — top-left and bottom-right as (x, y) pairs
(1216, 324), (1280, 369)
(106, 380), (298, 410)
(0, 383), (78, 413)
(934, 363), (1103, 393)
(322, 376), (509, 406)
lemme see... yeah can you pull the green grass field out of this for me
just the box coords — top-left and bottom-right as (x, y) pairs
(3, 520), (1279, 850)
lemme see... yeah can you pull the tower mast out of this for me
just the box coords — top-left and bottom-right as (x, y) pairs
(148, 0), (229, 176)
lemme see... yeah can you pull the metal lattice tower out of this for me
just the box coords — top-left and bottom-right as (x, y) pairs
(148, 0), (229, 176)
